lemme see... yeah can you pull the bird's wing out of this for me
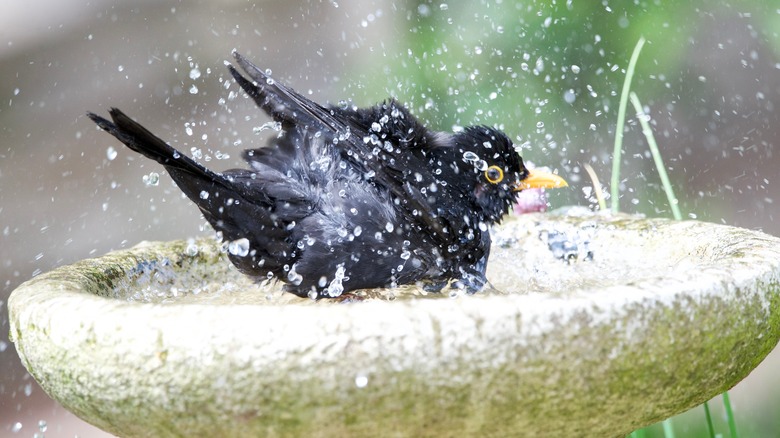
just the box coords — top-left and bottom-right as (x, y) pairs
(229, 52), (451, 243)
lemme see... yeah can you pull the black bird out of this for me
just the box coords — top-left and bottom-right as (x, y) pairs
(88, 52), (567, 299)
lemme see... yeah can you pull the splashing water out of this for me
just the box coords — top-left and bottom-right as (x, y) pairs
(326, 264), (346, 297)
(227, 238), (250, 257)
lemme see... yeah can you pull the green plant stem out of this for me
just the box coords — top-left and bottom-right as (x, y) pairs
(628, 92), (682, 220)
(723, 392), (739, 438)
(610, 36), (646, 213)
(703, 401), (715, 438)
(662, 418), (676, 438)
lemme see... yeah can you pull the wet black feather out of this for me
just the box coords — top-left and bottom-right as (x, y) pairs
(88, 52), (534, 298)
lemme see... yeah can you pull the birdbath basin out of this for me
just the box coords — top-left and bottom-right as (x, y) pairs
(8, 208), (780, 437)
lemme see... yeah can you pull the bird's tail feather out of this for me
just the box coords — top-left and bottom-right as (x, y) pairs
(88, 108), (289, 277)
(87, 108), (220, 181)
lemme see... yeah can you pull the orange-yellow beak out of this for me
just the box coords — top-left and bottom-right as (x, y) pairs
(513, 170), (568, 191)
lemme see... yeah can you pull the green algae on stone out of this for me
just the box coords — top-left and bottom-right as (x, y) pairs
(7, 210), (780, 437)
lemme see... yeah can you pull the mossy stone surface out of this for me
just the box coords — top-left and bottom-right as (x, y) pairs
(8, 210), (780, 437)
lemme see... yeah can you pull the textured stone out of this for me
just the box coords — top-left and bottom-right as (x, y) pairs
(8, 210), (780, 437)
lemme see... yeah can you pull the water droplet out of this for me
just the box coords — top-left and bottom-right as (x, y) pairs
(142, 172), (160, 187)
(228, 238), (250, 257)
(189, 67), (201, 80)
(563, 89), (576, 104)
(199, 190), (209, 200)
(252, 121), (282, 134)
(385, 222), (394, 232)
(571, 65), (581, 74)
(106, 146), (117, 160)
(400, 250), (411, 260)
(287, 264), (303, 285)
(353, 226), (362, 236)
(189, 84), (198, 94)
(11, 422), (22, 433)
(38, 420), (47, 433)
(326, 264), (346, 297)
(462, 151), (479, 162)
(185, 241), (199, 256)
(355, 374), (368, 388)
(371, 122), (382, 132)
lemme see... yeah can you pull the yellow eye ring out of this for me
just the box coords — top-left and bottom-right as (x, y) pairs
(485, 165), (504, 184)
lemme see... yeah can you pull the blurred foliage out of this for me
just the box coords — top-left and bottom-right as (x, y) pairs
(348, 0), (778, 220)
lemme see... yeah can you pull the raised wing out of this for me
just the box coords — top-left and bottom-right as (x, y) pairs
(229, 52), (454, 244)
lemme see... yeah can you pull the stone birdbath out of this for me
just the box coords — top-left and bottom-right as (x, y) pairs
(8, 209), (780, 437)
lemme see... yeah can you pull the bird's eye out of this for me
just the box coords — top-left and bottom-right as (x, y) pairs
(485, 165), (504, 184)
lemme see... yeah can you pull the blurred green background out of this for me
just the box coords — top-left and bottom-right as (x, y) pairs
(1, 0), (778, 436)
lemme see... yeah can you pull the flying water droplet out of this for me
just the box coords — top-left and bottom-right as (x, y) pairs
(142, 172), (160, 187)
(252, 121), (282, 134)
(228, 238), (250, 257)
(563, 89), (576, 104)
(355, 374), (368, 388)
(189, 84), (199, 94)
(463, 151), (479, 162)
(106, 146), (117, 160)
(185, 241), (199, 256)
(199, 190), (209, 200)
(326, 264), (346, 297)
(287, 264), (303, 285)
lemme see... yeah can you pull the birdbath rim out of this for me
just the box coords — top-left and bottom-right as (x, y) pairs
(8, 210), (780, 437)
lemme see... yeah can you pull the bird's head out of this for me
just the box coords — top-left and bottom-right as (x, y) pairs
(450, 126), (567, 223)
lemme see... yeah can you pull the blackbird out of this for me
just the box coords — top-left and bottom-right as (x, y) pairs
(88, 52), (567, 299)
